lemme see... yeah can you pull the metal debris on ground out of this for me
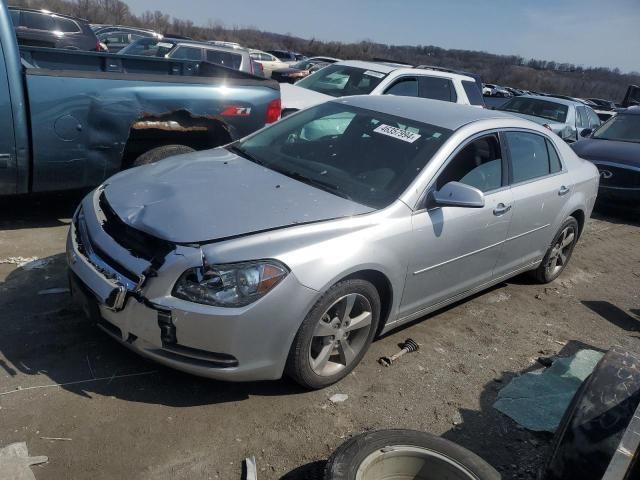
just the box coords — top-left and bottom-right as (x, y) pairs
(378, 338), (420, 367)
(243, 456), (258, 480)
(493, 349), (604, 432)
(0, 442), (48, 480)
(329, 393), (349, 403)
(0, 256), (40, 268)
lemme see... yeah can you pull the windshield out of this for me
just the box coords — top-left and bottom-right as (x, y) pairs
(119, 38), (174, 56)
(499, 97), (569, 123)
(295, 65), (387, 97)
(231, 102), (451, 209)
(593, 114), (640, 143)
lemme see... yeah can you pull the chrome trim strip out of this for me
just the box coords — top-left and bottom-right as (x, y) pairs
(413, 224), (549, 275)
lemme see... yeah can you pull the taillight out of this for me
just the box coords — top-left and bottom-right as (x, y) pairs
(266, 99), (281, 124)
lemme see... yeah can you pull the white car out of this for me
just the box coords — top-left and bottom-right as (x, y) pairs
(280, 60), (485, 113)
(249, 49), (290, 78)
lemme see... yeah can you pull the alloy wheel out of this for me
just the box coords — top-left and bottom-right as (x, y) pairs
(545, 225), (576, 278)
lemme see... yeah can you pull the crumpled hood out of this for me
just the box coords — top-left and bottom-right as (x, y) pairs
(571, 138), (640, 168)
(280, 83), (332, 111)
(103, 148), (372, 243)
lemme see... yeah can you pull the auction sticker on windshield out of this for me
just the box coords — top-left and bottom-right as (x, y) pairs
(373, 124), (422, 143)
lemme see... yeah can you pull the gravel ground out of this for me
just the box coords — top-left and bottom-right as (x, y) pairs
(0, 193), (638, 480)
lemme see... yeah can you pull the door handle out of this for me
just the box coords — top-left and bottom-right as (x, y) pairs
(493, 203), (512, 216)
(558, 185), (570, 196)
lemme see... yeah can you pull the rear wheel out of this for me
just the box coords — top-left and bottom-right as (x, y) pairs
(324, 429), (500, 480)
(133, 144), (195, 166)
(286, 279), (380, 389)
(531, 217), (579, 283)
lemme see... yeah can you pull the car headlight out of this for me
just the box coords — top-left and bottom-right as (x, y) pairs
(172, 260), (288, 307)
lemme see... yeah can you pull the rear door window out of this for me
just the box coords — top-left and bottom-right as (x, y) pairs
(419, 77), (457, 102)
(171, 46), (203, 61)
(384, 77), (419, 97)
(576, 107), (588, 128)
(504, 132), (552, 183)
(22, 11), (55, 31)
(586, 108), (601, 129)
(206, 49), (242, 69)
(462, 80), (485, 106)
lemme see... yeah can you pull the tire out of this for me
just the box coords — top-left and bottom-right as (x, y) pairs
(543, 349), (640, 480)
(133, 144), (195, 166)
(286, 279), (380, 390)
(531, 217), (579, 284)
(324, 429), (500, 480)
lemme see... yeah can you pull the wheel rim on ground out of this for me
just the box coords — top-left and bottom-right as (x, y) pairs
(309, 293), (373, 377)
(354, 445), (478, 480)
(545, 225), (576, 278)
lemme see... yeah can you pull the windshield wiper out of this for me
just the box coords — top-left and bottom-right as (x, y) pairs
(276, 168), (353, 201)
(227, 144), (265, 166)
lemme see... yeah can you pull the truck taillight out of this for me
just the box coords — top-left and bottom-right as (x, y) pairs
(266, 99), (281, 124)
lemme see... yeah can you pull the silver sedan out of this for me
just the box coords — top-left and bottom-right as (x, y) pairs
(67, 96), (599, 389)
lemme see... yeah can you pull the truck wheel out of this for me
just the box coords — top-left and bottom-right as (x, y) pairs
(324, 429), (500, 480)
(286, 279), (380, 390)
(531, 217), (579, 284)
(133, 145), (195, 166)
(543, 349), (640, 480)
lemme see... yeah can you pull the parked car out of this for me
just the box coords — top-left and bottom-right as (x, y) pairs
(0, 1), (281, 196)
(266, 49), (306, 64)
(97, 29), (161, 53)
(249, 49), (290, 78)
(9, 6), (106, 51)
(271, 56), (340, 83)
(67, 95), (598, 389)
(499, 95), (601, 142)
(587, 98), (616, 110)
(572, 107), (640, 206)
(483, 83), (511, 97)
(281, 60), (486, 114)
(120, 38), (258, 74)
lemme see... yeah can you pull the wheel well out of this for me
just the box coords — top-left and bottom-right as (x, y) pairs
(343, 270), (393, 335)
(121, 110), (233, 168)
(570, 209), (585, 237)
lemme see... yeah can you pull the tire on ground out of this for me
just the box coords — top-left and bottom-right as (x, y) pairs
(531, 216), (579, 284)
(324, 429), (500, 480)
(133, 144), (195, 166)
(285, 279), (380, 390)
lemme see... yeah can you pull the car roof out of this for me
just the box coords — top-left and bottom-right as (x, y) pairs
(160, 39), (246, 53)
(9, 6), (87, 22)
(517, 95), (583, 107)
(335, 95), (513, 130)
(333, 60), (474, 81)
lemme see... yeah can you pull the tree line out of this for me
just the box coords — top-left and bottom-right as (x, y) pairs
(11, 0), (639, 101)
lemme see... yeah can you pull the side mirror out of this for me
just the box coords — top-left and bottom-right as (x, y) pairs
(580, 128), (593, 138)
(432, 181), (485, 208)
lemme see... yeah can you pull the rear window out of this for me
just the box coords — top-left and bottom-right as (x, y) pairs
(53, 16), (80, 33)
(462, 80), (485, 106)
(22, 11), (55, 30)
(419, 76), (457, 102)
(171, 46), (202, 61)
(500, 98), (568, 123)
(296, 65), (387, 97)
(206, 49), (242, 70)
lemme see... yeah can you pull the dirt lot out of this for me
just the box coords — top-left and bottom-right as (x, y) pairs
(1, 193), (638, 480)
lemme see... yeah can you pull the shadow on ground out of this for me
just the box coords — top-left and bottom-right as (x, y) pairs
(0, 190), (87, 230)
(582, 300), (640, 332)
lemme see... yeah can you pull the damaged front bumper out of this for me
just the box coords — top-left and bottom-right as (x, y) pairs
(66, 189), (318, 381)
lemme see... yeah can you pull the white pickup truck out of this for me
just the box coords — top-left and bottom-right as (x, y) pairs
(281, 60), (485, 114)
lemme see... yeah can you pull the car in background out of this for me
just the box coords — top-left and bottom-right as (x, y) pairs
(208, 40), (243, 49)
(281, 60), (486, 114)
(499, 95), (601, 142)
(120, 38), (258, 74)
(271, 56), (340, 83)
(96, 28), (162, 53)
(505, 87), (526, 96)
(9, 6), (106, 51)
(483, 83), (512, 97)
(587, 99), (616, 111)
(572, 107), (640, 206)
(67, 95), (598, 389)
(249, 49), (290, 78)
(266, 49), (306, 64)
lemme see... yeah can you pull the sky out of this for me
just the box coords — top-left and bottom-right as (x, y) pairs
(125, 0), (640, 73)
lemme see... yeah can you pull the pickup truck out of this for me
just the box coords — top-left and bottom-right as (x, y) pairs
(0, 1), (281, 196)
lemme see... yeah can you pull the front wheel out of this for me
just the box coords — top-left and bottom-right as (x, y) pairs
(133, 144), (195, 167)
(531, 217), (579, 283)
(286, 279), (380, 389)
